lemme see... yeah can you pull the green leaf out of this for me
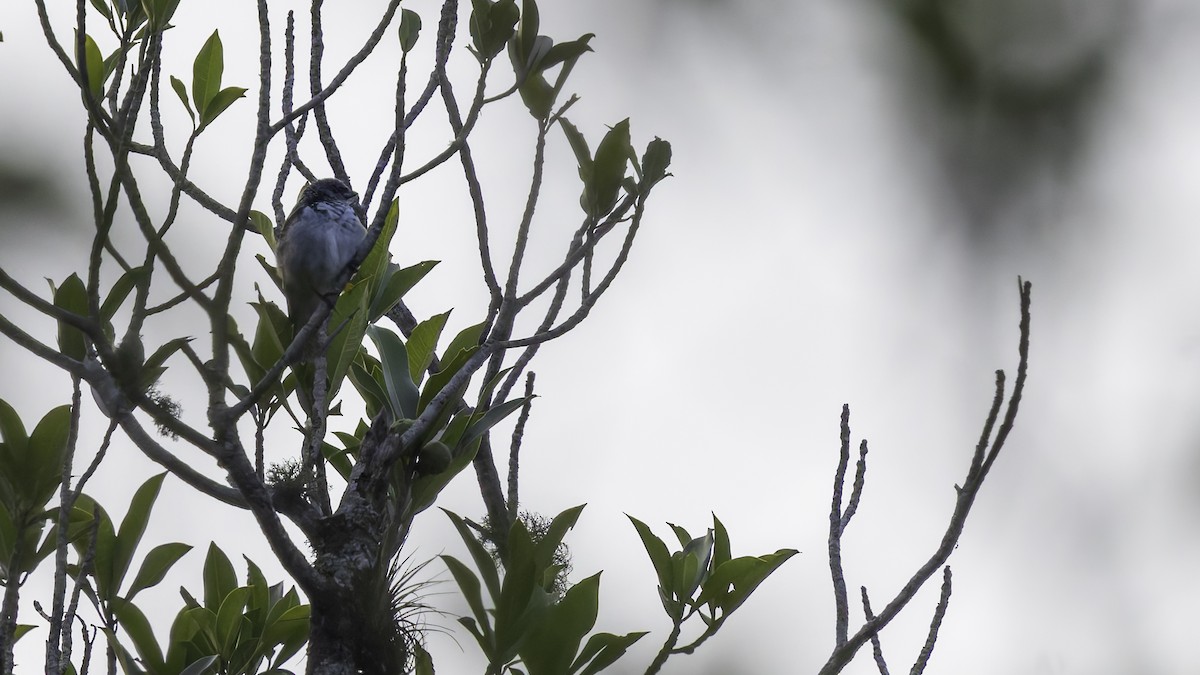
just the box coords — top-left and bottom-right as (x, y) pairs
(70, 494), (118, 598)
(666, 523), (691, 549)
(0, 506), (17, 566)
(359, 200), (400, 312)
(674, 530), (713, 601)
(325, 280), (371, 402)
(406, 311), (450, 385)
(520, 573), (601, 675)
(26, 404), (70, 511)
(192, 30), (224, 117)
(145, 0), (182, 29)
(444, 509), (501, 600)
(518, 72), (555, 120)
(416, 345), (478, 417)
(250, 298), (290, 374)
(199, 86), (247, 130)
(640, 137), (672, 189)
(262, 604), (310, 665)
(143, 337), (190, 373)
(81, 34), (105, 99)
(215, 586), (251, 653)
(33, 504), (97, 567)
(170, 76), (197, 123)
(470, 0), (519, 58)
(711, 514), (731, 571)
(540, 34), (594, 71)
(202, 542), (237, 611)
(243, 556), (269, 616)
(559, 118), (592, 178)
(348, 353), (388, 420)
(0, 398), (30, 462)
(441, 555), (494, 650)
(12, 624), (35, 643)
(441, 321), (486, 367)
(367, 325), (420, 420)
(399, 8), (422, 52)
(320, 440), (353, 481)
(495, 522), (539, 659)
(113, 599), (165, 671)
(112, 473), (166, 595)
(126, 542), (192, 599)
(533, 505), (584, 574)
(53, 273), (89, 360)
(627, 516), (674, 609)
(588, 119), (631, 218)
(369, 259), (439, 323)
(514, 0), (540, 66)
(88, 0), (113, 21)
(572, 631), (648, 675)
(696, 549), (798, 616)
(459, 396), (529, 450)
(251, 210), (276, 250)
(100, 47), (126, 92)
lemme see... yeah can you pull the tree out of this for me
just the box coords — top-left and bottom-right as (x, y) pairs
(0, 1), (1031, 674)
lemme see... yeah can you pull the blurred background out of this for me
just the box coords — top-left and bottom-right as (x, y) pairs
(4, 0), (1200, 673)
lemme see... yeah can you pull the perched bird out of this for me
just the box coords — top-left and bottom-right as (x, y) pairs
(275, 178), (366, 331)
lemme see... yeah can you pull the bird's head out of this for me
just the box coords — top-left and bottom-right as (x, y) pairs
(298, 178), (359, 208)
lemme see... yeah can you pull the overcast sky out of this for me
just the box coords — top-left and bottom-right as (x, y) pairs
(4, 1), (1200, 673)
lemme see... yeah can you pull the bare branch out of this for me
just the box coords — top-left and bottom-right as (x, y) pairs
(859, 587), (891, 675)
(433, 52), (501, 304)
(268, 0), (404, 135)
(308, 0), (348, 184)
(129, 142), (240, 223)
(496, 194), (646, 350)
(829, 404), (853, 647)
(817, 280), (1032, 675)
(506, 373), (536, 519)
(911, 567), (953, 675)
(45, 378), (83, 675)
(494, 270), (569, 404)
(842, 440), (868, 532)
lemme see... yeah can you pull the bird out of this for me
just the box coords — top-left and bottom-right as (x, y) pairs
(275, 178), (367, 333)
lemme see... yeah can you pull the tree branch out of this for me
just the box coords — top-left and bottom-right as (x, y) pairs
(817, 279), (1032, 675)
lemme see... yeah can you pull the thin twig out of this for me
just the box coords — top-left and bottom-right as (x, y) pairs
(860, 587), (891, 675)
(817, 280), (1032, 675)
(268, 0), (404, 134)
(842, 440), (868, 531)
(829, 404), (852, 647)
(308, 0), (348, 184)
(910, 567), (952, 675)
(506, 373), (535, 519)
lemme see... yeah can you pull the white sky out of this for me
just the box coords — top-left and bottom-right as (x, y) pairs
(4, 1), (1200, 673)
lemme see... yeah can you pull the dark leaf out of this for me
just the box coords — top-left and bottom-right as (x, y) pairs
(126, 542), (192, 600)
(202, 542), (237, 611)
(640, 137), (672, 190)
(53, 273), (89, 360)
(573, 631), (648, 675)
(406, 311), (450, 385)
(112, 473), (167, 596)
(588, 119), (631, 218)
(399, 8), (422, 53)
(367, 325), (420, 420)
